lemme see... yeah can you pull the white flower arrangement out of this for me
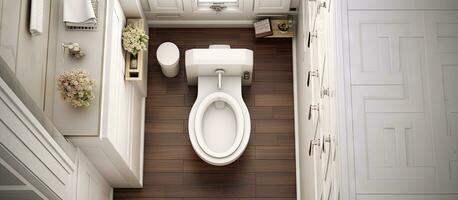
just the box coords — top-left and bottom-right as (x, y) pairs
(57, 68), (96, 107)
(122, 24), (149, 56)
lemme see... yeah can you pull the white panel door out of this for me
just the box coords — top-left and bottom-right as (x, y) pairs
(253, 0), (291, 13)
(348, 11), (458, 194)
(348, 0), (458, 10)
(149, 0), (184, 13)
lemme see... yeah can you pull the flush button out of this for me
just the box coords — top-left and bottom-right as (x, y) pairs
(243, 71), (250, 80)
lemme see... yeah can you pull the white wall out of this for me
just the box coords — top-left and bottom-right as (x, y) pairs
(0, 0), (51, 109)
(50, 0), (107, 136)
(337, 0), (458, 199)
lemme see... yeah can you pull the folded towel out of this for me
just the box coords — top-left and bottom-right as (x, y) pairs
(30, 0), (43, 36)
(63, 0), (97, 28)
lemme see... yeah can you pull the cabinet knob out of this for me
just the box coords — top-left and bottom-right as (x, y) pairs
(321, 87), (330, 97)
(307, 71), (311, 87)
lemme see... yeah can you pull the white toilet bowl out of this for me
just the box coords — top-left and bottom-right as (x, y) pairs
(194, 92), (244, 158)
(188, 77), (251, 166)
(186, 45), (253, 166)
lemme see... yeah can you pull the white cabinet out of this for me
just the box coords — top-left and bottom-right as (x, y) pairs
(148, 0), (184, 13)
(253, 0), (291, 13)
(0, 77), (75, 200)
(144, 0), (297, 27)
(72, 149), (112, 200)
(301, 0), (341, 199)
(51, 0), (146, 188)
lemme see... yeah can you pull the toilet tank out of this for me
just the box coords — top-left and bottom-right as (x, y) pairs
(185, 48), (253, 86)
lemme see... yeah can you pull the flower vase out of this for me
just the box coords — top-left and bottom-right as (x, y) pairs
(130, 54), (138, 69)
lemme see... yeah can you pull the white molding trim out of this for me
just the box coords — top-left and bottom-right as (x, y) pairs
(147, 20), (255, 28)
(0, 77), (76, 200)
(118, 0), (145, 18)
(335, 0), (356, 199)
(0, 157), (48, 200)
(0, 78), (75, 171)
(292, 36), (301, 200)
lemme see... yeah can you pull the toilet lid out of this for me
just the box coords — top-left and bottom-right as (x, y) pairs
(156, 42), (179, 65)
(194, 92), (244, 158)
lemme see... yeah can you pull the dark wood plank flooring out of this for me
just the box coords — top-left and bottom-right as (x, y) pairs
(114, 28), (296, 199)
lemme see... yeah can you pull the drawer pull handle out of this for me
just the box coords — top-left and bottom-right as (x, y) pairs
(309, 138), (320, 156)
(307, 70), (319, 87)
(308, 104), (319, 120)
(307, 31), (318, 48)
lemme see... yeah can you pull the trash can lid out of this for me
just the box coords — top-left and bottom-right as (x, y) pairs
(157, 42), (180, 66)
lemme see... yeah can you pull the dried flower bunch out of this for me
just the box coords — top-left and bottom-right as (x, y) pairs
(122, 24), (149, 56)
(57, 68), (96, 107)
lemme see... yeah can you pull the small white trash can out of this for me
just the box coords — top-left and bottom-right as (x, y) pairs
(156, 42), (180, 77)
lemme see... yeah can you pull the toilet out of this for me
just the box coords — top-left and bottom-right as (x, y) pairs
(186, 45), (253, 166)
(156, 42), (180, 77)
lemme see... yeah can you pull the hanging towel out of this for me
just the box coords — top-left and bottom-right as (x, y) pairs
(30, 0), (43, 36)
(63, 0), (97, 28)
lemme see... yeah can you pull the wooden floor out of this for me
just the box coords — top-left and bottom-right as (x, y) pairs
(114, 28), (296, 199)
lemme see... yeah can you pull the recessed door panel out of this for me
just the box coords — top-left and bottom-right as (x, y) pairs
(149, 0), (184, 13)
(349, 11), (458, 194)
(253, 0), (291, 13)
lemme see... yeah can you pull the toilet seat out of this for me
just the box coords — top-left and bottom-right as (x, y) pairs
(187, 76), (251, 166)
(194, 92), (244, 158)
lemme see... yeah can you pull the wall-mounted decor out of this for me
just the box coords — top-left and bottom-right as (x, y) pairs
(57, 68), (96, 107)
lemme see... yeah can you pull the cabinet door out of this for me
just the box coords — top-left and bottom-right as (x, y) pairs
(308, 0), (341, 199)
(148, 0), (184, 13)
(75, 150), (112, 200)
(253, 0), (291, 13)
